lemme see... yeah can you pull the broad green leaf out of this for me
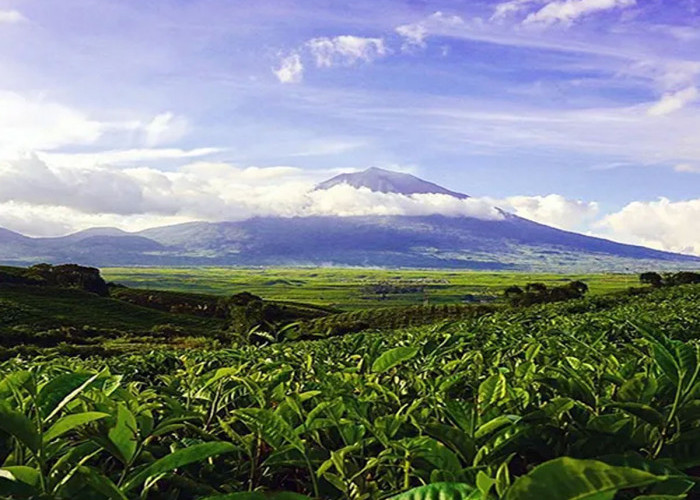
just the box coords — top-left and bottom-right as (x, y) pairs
(505, 457), (668, 500)
(633, 323), (680, 387)
(0, 466), (40, 487)
(77, 466), (128, 500)
(0, 471), (39, 497)
(631, 496), (685, 500)
(371, 346), (419, 373)
(404, 436), (462, 474)
(424, 423), (476, 463)
(495, 461), (511, 497)
(108, 403), (138, 464)
(618, 374), (657, 403)
(475, 415), (518, 440)
(0, 371), (32, 398)
(234, 408), (303, 452)
(608, 403), (664, 426)
(659, 429), (700, 468)
(651, 345), (680, 387)
(37, 372), (95, 420)
(477, 471), (495, 497)
(478, 373), (506, 407)
(201, 492), (312, 499)
(0, 405), (39, 454)
(597, 452), (684, 477)
(123, 441), (236, 492)
(390, 482), (483, 499)
(44, 411), (109, 442)
(37, 373), (100, 422)
(675, 343), (698, 390)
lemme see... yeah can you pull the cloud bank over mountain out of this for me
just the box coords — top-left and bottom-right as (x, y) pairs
(0, 156), (697, 256)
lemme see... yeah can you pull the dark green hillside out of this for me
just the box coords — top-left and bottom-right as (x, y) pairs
(110, 286), (338, 319)
(0, 283), (226, 334)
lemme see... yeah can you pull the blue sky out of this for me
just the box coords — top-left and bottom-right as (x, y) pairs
(0, 0), (699, 254)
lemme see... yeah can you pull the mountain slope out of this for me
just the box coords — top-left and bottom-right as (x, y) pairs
(0, 168), (698, 271)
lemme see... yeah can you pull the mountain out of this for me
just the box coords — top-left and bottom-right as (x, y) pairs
(317, 167), (469, 199)
(0, 168), (698, 271)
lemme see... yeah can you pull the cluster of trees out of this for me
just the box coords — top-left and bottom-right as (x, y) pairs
(0, 263), (109, 295)
(225, 292), (331, 341)
(503, 280), (589, 306)
(640, 271), (700, 288)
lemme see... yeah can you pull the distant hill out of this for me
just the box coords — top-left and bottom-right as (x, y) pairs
(0, 168), (698, 271)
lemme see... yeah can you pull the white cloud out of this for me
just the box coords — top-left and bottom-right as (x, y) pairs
(143, 112), (189, 146)
(0, 90), (202, 158)
(647, 86), (698, 116)
(0, 156), (504, 236)
(42, 148), (221, 168)
(524, 0), (636, 26)
(0, 201), (193, 237)
(492, 1), (546, 21)
(305, 185), (503, 219)
(596, 198), (700, 255)
(395, 23), (429, 49)
(306, 36), (388, 67)
(0, 91), (103, 155)
(675, 163), (700, 173)
(395, 12), (465, 50)
(497, 194), (599, 230)
(273, 53), (304, 83)
(0, 10), (24, 23)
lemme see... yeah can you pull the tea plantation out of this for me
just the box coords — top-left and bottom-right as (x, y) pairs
(1, 278), (699, 499)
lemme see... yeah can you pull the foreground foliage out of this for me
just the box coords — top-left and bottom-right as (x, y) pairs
(1, 285), (699, 499)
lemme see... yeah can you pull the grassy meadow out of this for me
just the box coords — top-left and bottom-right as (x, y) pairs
(102, 267), (638, 309)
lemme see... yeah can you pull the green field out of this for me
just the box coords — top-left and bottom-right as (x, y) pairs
(102, 267), (638, 309)
(1, 283), (699, 499)
(2, 266), (700, 499)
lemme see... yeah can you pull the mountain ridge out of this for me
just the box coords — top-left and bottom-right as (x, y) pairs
(0, 168), (698, 271)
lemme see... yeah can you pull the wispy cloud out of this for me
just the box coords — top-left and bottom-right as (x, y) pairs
(523, 0), (636, 26)
(273, 53), (304, 83)
(41, 148), (222, 168)
(143, 112), (189, 147)
(395, 12), (464, 50)
(273, 35), (387, 82)
(492, 1), (546, 21)
(306, 35), (388, 67)
(675, 163), (700, 173)
(0, 9), (24, 23)
(647, 86), (698, 116)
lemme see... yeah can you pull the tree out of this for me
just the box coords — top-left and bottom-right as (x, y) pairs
(504, 285), (524, 298)
(567, 280), (589, 296)
(666, 271), (700, 286)
(640, 272), (663, 288)
(525, 283), (548, 294)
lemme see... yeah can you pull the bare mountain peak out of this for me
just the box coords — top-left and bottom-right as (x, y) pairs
(316, 167), (470, 199)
